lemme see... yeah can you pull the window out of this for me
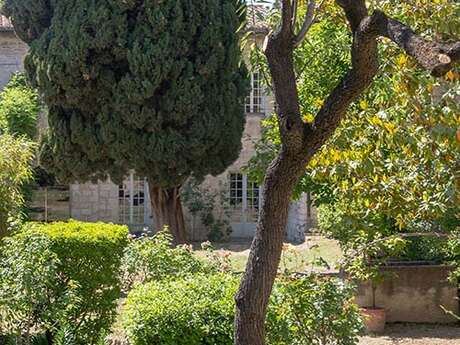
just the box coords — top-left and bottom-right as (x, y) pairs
(246, 179), (260, 222)
(229, 173), (262, 223)
(119, 173), (146, 225)
(245, 71), (264, 113)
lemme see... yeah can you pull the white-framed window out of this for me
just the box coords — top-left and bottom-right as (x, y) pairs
(245, 71), (264, 113)
(229, 173), (262, 223)
(119, 173), (146, 225)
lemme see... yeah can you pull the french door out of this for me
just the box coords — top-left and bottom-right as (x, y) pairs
(118, 173), (153, 232)
(228, 173), (262, 237)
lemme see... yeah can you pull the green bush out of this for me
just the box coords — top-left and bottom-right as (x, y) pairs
(121, 273), (362, 345)
(267, 275), (363, 345)
(121, 230), (216, 291)
(122, 273), (238, 345)
(0, 73), (40, 140)
(0, 220), (129, 344)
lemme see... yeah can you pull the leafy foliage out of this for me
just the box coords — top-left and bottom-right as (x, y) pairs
(0, 221), (129, 344)
(1, 0), (249, 188)
(0, 134), (35, 237)
(0, 231), (64, 337)
(120, 230), (216, 292)
(0, 73), (40, 140)
(267, 275), (363, 345)
(248, 0), (460, 255)
(121, 273), (362, 345)
(181, 178), (233, 242)
(122, 274), (238, 345)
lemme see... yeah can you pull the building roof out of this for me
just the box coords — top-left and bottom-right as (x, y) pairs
(0, 15), (13, 31)
(246, 5), (270, 34)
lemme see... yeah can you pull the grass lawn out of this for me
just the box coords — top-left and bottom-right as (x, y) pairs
(194, 235), (343, 273)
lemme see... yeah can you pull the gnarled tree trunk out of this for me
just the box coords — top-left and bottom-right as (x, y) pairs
(149, 184), (187, 244)
(234, 149), (308, 345)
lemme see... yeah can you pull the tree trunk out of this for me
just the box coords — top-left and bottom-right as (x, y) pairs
(45, 330), (54, 345)
(234, 0), (458, 343)
(149, 184), (188, 244)
(234, 149), (307, 345)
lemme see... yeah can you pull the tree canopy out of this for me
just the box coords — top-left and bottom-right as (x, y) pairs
(1, 0), (249, 241)
(1, 0), (248, 187)
(236, 1), (460, 343)
(248, 0), (460, 239)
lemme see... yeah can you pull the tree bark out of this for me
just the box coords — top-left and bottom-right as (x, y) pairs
(148, 184), (187, 244)
(235, 3), (312, 343)
(234, 149), (308, 345)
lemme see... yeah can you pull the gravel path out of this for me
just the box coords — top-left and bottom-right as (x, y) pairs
(359, 324), (460, 345)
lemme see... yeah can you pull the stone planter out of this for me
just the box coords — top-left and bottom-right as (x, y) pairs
(361, 307), (386, 333)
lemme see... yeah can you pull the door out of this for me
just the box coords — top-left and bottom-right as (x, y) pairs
(228, 173), (262, 238)
(118, 173), (153, 233)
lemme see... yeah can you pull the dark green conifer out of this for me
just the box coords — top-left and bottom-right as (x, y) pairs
(1, 0), (248, 242)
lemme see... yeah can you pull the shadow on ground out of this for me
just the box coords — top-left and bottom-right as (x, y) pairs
(359, 323), (460, 345)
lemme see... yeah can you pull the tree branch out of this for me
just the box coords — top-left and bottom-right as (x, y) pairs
(336, 0), (368, 31)
(274, 0), (294, 39)
(308, 1), (460, 151)
(307, 0), (378, 151)
(368, 11), (460, 77)
(293, 0), (316, 47)
(292, 0), (298, 30)
(265, 0), (306, 150)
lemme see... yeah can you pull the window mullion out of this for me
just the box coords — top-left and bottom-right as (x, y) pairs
(250, 73), (254, 113)
(129, 173), (134, 224)
(242, 174), (248, 224)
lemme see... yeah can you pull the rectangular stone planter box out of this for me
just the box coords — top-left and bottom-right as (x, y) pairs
(354, 265), (459, 323)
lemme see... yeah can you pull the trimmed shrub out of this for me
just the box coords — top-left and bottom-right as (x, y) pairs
(0, 220), (129, 344)
(121, 273), (363, 345)
(122, 274), (237, 345)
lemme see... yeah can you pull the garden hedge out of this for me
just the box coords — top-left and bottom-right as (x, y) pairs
(121, 273), (363, 345)
(0, 220), (129, 344)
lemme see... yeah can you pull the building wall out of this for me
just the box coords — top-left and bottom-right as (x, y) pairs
(355, 265), (459, 323)
(0, 31), (27, 89)
(70, 181), (119, 223)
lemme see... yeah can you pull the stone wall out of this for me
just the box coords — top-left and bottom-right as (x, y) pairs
(0, 31), (27, 89)
(28, 186), (70, 222)
(286, 194), (308, 244)
(70, 181), (119, 223)
(355, 265), (459, 323)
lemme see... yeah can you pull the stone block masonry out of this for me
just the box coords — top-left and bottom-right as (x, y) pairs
(0, 31), (28, 89)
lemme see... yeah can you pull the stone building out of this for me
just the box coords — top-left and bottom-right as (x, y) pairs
(0, 16), (26, 88)
(0, 9), (314, 243)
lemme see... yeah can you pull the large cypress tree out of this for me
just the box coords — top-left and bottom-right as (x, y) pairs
(1, 0), (248, 243)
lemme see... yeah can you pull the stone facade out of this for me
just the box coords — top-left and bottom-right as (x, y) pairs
(69, 182), (119, 223)
(0, 21), (27, 89)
